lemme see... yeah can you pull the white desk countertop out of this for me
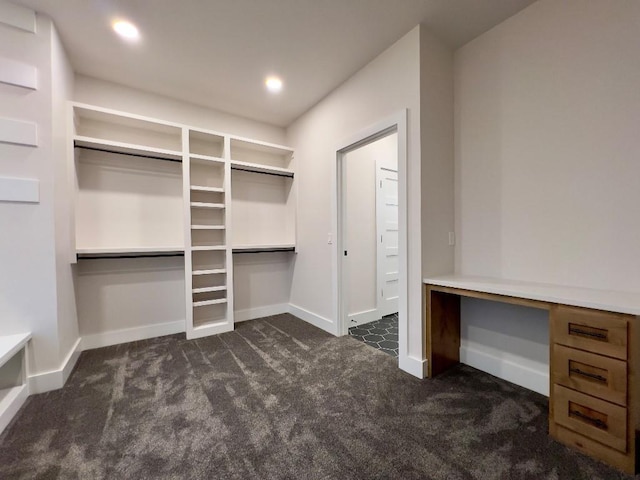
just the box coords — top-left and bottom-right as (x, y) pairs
(423, 275), (640, 316)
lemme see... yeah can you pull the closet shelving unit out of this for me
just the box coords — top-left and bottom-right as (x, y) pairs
(229, 137), (296, 253)
(183, 129), (234, 339)
(71, 103), (184, 259)
(70, 102), (296, 342)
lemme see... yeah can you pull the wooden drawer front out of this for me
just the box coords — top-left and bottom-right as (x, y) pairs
(553, 344), (627, 406)
(552, 305), (628, 360)
(553, 385), (627, 453)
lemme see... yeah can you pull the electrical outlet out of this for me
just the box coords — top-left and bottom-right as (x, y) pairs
(448, 231), (455, 246)
(327, 233), (333, 245)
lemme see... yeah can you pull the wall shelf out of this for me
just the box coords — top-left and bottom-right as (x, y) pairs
(191, 225), (225, 230)
(232, 244), (295, 254)
(74, 136), (182, 162)
(190, 153), (225, 164)
(190, 202), (225, 209)
(230, 160), (294, 178)
(193, 298), (227, 307)
(76, 246), (184, 259)
(191, 246), (226, 252)
(192, 286), (227, 294)
(192, 268), (226, 276)
(190, 186), (224, 193)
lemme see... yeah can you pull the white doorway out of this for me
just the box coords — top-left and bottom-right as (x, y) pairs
(342, 133), (398, 328)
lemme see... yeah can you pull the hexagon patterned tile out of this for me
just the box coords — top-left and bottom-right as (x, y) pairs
(348, 314), (398, 357)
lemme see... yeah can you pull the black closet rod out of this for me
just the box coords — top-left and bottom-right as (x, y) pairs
(77, 253), (185, 260)
(230, 166), (294, 178)
(232, 248), (295, 254)
(74, 144), (183, 163)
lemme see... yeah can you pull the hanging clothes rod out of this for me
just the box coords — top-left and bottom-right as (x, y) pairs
(74, 144), (183, 163)
(77, 253), (185, 260)
(230, 166), (294, 178)
(232, 247), (295, 254)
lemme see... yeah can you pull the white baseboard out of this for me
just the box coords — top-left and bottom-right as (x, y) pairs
(460, 346), (549, 397)
(347, 308), (379, 327)
(234, 304), (289, 323)
(287, 303), (336, 335)
(81, 320), (185, 351)
(398, 354), (426, 379)
(0, 384), (28, 436)
(28, 337), (82, 394)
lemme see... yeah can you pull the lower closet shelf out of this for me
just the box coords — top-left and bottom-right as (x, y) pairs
(193, 298), (227, 307)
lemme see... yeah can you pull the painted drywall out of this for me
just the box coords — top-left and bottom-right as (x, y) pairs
(287, 26), (418, 370)
(420, 28), (455, 279)
(72, 75), (292, 340)
(74, 75), (286, 145)
(51, 21), (79, 361)
(454, 0), (640, 391)
(0, 13), (76, 382)
(344, 134), (397, 322)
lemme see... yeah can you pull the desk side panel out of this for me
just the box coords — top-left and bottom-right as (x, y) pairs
(426, 285), (460, 377)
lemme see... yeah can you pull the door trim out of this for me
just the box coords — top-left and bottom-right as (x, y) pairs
(333, 110), (408, 365)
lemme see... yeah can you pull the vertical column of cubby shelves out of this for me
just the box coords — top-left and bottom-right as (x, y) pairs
(183, 129), (234, 339)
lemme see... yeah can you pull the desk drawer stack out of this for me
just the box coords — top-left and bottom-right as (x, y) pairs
(549, 304), (638, 474)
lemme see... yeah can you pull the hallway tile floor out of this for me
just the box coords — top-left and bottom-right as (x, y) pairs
(348, 313), (398, 357)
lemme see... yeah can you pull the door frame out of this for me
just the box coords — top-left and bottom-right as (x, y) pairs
(333, 110), (408, 360)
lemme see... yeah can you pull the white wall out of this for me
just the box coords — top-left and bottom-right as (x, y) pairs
(74, 75), (285, 145)
(454, 0), (640, 393)
(0, 10), (78, 387)
(72, 76), (291, 341)
(51, 22), (79, 360)
(420, 28), (455, 279)
(287, 26), (420, 357)
(345, 134), (397, 321)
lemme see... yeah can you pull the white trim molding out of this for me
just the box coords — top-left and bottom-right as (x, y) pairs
(460, 345), (549, 397)
(28, 337), (82, 394)
(0, 384), (28, 435)
(80, 321), (185, 351)
(0, 176), (39, 203)
(398, 354), (427, 379)
(0, 118), (38, 147)
(0, 58), (37, 90)
(235, 304), (289, 323)
(287, 303), (336, 335)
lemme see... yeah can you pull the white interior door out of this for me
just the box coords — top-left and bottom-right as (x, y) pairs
(376, 158), (399, 317)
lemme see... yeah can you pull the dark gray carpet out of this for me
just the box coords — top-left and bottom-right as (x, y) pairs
(0, 314), (636, 479)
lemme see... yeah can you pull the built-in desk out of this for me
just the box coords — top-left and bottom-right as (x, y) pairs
(423, 275), (639, 474)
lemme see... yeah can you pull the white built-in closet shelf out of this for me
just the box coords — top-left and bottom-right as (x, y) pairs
(192, 286), (227, 294)
(191, 246), (226, 251)
(0, 333), (30, 369)
(192, 268), (226, 276)
(190, 186), (224, 193)
(193, 298), (227, 307)
(189, 153), (225, 164)
(74, 136), (182, 161)
(232, 244), (296, 253)
(191, 225), (225, 230)
(230, 160), (294, 177)
(76, 247), (184, 259)
(424, 274), (640, 316)
(190, 202), (225, 209)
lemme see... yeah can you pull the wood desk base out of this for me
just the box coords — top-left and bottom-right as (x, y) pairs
(425, 283), (638, 475)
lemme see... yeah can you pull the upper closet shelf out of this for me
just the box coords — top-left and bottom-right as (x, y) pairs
(74, 136), (182, 162)
(189, 153), (225, 164)
(230, 160), (294, 177)
(190, 185), (224, 193)
(232, 244), (295, 254)
(76, 246), (184, 259)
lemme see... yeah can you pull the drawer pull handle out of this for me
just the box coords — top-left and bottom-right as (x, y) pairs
(569, 368), (607, 384)
(568, 326), (607, 340)
(569, 409), (607, 430)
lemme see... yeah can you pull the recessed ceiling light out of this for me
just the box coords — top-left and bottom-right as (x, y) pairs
(265, 76), (283, 93)
(113, 20), (140, 41)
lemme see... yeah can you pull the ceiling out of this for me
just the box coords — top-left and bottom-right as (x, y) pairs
(16, 0), (537, 127)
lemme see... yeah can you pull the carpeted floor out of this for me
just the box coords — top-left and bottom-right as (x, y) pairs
(0, 314), (636, 479)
